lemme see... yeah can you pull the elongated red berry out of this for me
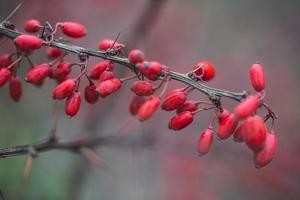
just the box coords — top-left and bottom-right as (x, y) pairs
(243, 115), (267, 152)
(99, 71), (114, 81)
(233, 123), (245, 142)
(250, 63), (265, 92)
(98, 39), (124, 51)
(197, 129), (214, 155)
(65, 92), (81, 117)
(0, 54), (12, 67)
(0, 68), (11, 87)
(217, 109), (238, 140)
(96, 78), (121, 97)
(9, 76), (22, 102)
(137, 96), (160, 121)
(15, 34), (43, 51)
(168, 111), (193, 130)
(176, 100), (198, 113)
(129, 95), (145, 116)
(26, 64), (50, 85)
(84, 84), (99, 104)
(128, 49), (144, 64)
(235, 95), (260, 119)
(89, 60), (114, 80)
(25, 19), (41, 33)
(52, 79), (77, 99)
(60, 22), (86, 38)
(192, 61), (215, 81)
(138, 61), (162, 80)
(50, 61), (71, 80)
(161, 89), (187, 111)
(131, 81), (155, 96)
(46, 47), (63, 59)
(254, 133), (277, 168)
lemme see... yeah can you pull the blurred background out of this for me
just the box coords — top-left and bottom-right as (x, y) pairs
(0, 0), (299, 199)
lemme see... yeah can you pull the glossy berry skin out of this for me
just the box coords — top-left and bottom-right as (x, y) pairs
(84, 84), (99, 104)
(192, 61), (215, 81)
(52, 79), (77, 99)
(138, 61), (162, 80)
(96, 78), (121, 97)
(129, 95), (145, 116)
(0, 54), (12, 68)
(46, 47), (63, 59)
(250, 63), (265, 92)
(197, 129), (214, 155)
(217, 109), (238, 140)
(161, 89), (187, 111)
(235, 95), (260, 119)
(243, 115), (267, 152)
(254, 133), (277, 168)
(50, 61), (71, 81)
(90, 60), (114, 80)
(137, 96), (160, 121)
(99, 71), (114, 82)
(0, 68), (11, 87)
(15, 34), (43, 51)
(25, 19), (41, 33)
(176, 100), (198, 113)
(131, 81), (155, 96)
(26, 64), (50, 85)
(9, 76), (22, 102)
(168, 111), (193, 130)
(65, 92), (81, 117)
(61, 22), (86, 38)
(128, 49), (145, 64)
(98, 39), (124, 51)
(233, 123), (245, 143)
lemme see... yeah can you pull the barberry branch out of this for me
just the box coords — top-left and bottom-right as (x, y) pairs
(0, 25), (247, 102)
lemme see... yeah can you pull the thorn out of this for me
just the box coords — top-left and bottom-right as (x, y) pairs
(22, 155), (33, 182)
(1, 1), (24, 24)
(80, 148), (113, 172)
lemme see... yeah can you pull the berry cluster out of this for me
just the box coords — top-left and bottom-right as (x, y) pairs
(0, 18), (277, 168)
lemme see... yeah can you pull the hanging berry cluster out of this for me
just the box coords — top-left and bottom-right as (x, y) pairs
(0, 18), (277, 168)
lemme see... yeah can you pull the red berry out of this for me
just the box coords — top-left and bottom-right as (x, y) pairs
(137, 96), (160, 121)
(233, 123), (245, 143)
(216, 109), (238, 140)
(26, 64), (50, 85)
(84, 84), (99, 104)
(176, 100), (198, 113)
(168, 111), (193, 130)
(243, 115), (267, 152)
(15, 34), (43, 51)
(0, 68), (11, 87)
(250, 63), (265, 92)
(89, 60), (114, 80)
(235, 95), (260, 119)
(99, 71), (114, 81)
(46, 47), (63, 59)
(50, 61), (71, 81)
(128, 49), (145, 64)
(96, 78), (121, 97)
(52, 79), (77, 99)
(197, 129), (214, 155)
(192, 61), (215, 81)
(129, 95), (145, 116)
(25, 19), (41, 33)
(9, 76), (22, 102)
(65, 92), (81, 117)
(161, 89), (187, 111)
(60, 22), (86, 38)
(98, 39), (124, 51)
(138, 61), (162, 80)
(0, 54), (12, 68)
(131, 81), (155, 96)
(254, 133), (277, 168)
